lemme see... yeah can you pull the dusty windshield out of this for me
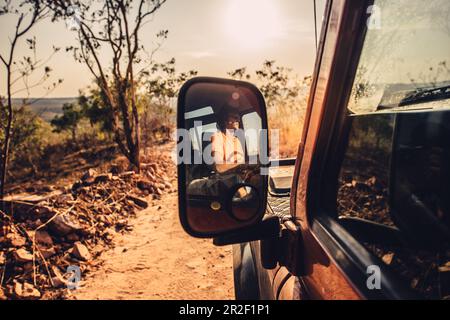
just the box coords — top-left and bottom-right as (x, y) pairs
(348, 0), (450, 115)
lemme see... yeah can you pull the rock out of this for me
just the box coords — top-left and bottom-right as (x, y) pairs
(66, 233), (79, 242)
(71, 242), (91, 261)
(30, 219), (43, 229)
(6, 231), (26, 247)
(53, 194), (74, 206)
(110, 164), (122, 175)
(156, 183), (166, 190)
(119, 171), (135, 179)
(40, 185), (55, 193)
(0, 201), (53, 221)
(137, 179), (153, 191)
(51, 276), (67, 289)
(81, 169), (97, 181)
(35, 230), (53, 247)
(94, 173), (112, 183)
(49, 214), (83, 236)
(82, 179), (95, 187)
(39, 246), (56, 259)
(23, 262), (34, 273)
(13, 248), (34, 263)
(116, 219), (127, 227)
(71, 180), (83, 192)
(152, 194), (161, 200)
(51, 266), (67, 288)
(14, 281), (41, 300)
(141, 163), (157, 171)
(126, 195), (148, 208)
(25, 186), (36, 193)
(186, 262), (197, 270)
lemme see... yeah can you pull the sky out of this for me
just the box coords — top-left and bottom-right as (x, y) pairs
(0, 0), (326, 98)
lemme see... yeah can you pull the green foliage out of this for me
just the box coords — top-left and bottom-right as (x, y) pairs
(50, 102), (83, 141)
(228, 61), (312, 157)
(78, 87), (114, 134)
(146, 57), (198, 105)
(228, 60), (309, 109)
(140, 58), (197, 145)
(5, 106), (54, 175)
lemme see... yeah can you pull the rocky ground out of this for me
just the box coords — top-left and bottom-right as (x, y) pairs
(73, 193), (233, 300)
(0, 142), (234, 300)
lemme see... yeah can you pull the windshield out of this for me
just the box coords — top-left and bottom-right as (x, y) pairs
(348, 0), (450, 115)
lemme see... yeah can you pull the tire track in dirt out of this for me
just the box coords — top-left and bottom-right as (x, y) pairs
(73, 193), (234, 300)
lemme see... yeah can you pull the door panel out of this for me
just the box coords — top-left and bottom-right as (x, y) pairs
(278, 276), (305, 300)
(272, 267), (290, 299)
(291, 0), (369, 299)
(299, 224), (361, 299)
(250, 241), (277, 300)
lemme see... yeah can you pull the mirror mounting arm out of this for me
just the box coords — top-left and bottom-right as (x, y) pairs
(260, 219), (306, 276)
(277, 220), (306, 276)
(212, 215), (281, 246)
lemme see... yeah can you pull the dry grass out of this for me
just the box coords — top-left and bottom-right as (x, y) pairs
(268, 100), (307, 158)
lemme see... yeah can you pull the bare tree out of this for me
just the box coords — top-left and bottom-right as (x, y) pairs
(46, 0), (167, 172)
(140, 57), (197, 148)
(0, 0), (57, 199)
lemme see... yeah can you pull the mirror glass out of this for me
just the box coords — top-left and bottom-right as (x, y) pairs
(230, 185), (260, 222)
(178, 78), (268, 236)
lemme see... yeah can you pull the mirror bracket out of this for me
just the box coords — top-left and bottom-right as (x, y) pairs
(260, 219), (306, 276)
(277, 220), (306, 276)
(212, 215), (280, 246)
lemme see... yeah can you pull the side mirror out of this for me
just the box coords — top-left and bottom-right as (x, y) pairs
(177, 77), (270, 238)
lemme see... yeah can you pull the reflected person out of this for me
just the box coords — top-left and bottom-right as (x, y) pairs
(211, 110), (245, 172)
(211, 109), (248, 197)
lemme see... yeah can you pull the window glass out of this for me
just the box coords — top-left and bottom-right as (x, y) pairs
(348, 0), (450, 115)
(242, 111), (262, 156)
(335, 0), (450, 299)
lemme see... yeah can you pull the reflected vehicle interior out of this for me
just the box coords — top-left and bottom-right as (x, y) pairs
(179, 79), (267, 236)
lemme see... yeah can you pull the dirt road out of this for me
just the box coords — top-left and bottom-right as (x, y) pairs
(73, 192), (234, 300)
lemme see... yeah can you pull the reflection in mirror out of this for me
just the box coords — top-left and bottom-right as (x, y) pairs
(230, 185), (260, 222)
(178, 78), (268, 236)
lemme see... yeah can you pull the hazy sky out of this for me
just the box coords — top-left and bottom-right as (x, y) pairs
(0, 0), (325, 98)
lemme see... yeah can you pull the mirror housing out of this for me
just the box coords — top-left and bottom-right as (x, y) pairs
(177, 77), (270, 239)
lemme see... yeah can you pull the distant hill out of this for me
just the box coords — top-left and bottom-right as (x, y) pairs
(11, 97), (77, 122)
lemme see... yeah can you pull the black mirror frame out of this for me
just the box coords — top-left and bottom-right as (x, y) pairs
(177, 76), (269, 238)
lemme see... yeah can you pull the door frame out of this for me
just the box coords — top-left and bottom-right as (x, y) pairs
(292, 0), (418, 299)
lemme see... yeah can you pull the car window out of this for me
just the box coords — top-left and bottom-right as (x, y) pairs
(333, 0), (450, 299)
(348, 0), (450, 115)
